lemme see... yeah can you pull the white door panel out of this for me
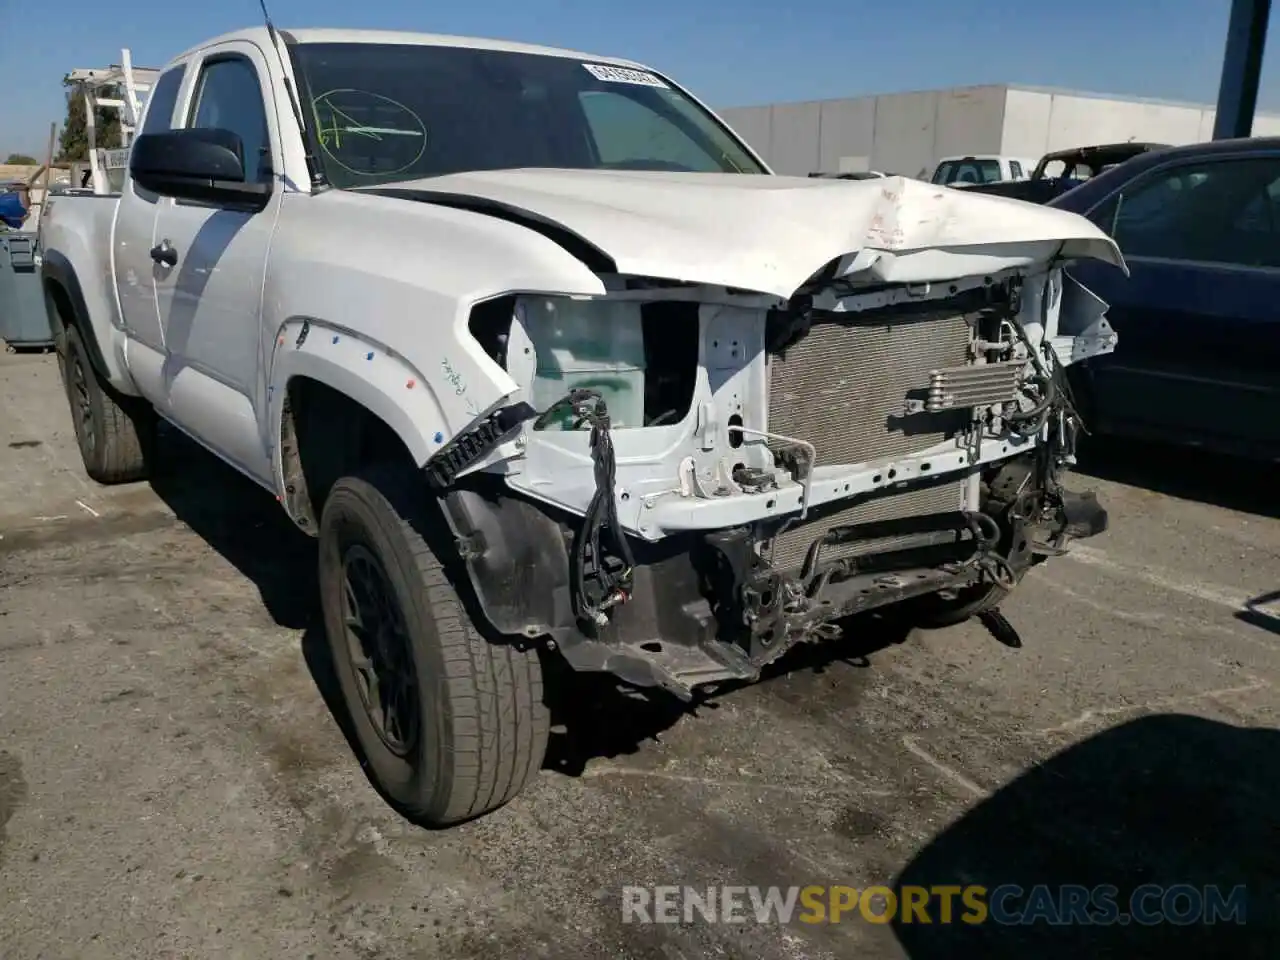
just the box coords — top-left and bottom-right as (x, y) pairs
(112, 62), (191, 403)
(153, 40), (281, 486)
(112, 190), (161, 349)
(121, 336), (166, 408)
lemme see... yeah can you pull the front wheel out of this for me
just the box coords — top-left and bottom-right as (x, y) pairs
(319, 466), (549, 826)
(907, 581), (1012, 629)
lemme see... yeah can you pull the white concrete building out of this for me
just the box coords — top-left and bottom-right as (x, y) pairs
(717, 84), (1280, 179)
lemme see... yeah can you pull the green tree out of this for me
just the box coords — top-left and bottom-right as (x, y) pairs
(4, 153), (37, 165)
(57, 86), (122, 162)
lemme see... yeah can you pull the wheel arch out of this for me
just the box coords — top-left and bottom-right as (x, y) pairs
(269, 319), (452, 532)
(40, 251), (118, 385)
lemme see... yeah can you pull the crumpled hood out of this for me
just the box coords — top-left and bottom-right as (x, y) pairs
(375, 169), (1126, 299)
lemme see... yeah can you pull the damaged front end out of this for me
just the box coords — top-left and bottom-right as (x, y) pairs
(423, 185), (1122, 699)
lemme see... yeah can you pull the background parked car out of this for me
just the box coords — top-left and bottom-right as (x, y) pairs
(1049, 137), (1280, 461)
(931, 154), (1035, 186)
(958, 142), (1169, 204)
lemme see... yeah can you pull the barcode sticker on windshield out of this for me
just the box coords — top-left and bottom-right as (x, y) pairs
(582, 63), (669, 87)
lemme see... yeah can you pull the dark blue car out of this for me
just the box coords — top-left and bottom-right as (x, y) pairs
(0, 183), (27, 229)
(1049, 137), (1280, 461)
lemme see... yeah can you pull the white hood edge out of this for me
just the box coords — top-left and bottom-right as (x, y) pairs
(375, 169), (1127, 300)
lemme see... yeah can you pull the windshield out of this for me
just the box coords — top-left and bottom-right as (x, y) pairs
(931, 158), (1003, 185)
(290, 42), (766, 187)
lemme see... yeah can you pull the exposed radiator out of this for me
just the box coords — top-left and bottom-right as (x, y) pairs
(765, 306), (976, 572)
(767, 307), (973, 465)
(768, 480), (966, 572)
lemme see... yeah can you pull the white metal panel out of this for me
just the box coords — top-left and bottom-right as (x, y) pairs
(816, 97), (876, 173)
(1251, 113), (1280, 136)
(870, 91), (939, 179)
(1043, 94), (1203, 150)
(717, 105), (772, 160)
(768, 102), (822, 175)
(1000, 88), (1053, 159)
(721, 86), (1280, 184)
(387, 167), (1125, 298)
(1197, 109), (1218, 141)
(1195, 108), (1280, 139)
(933, 86), (1007, 165)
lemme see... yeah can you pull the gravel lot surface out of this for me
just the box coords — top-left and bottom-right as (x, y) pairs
(2, 350), (1277, 958)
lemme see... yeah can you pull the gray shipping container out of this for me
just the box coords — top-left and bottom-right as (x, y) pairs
(0, 233), (54, 350)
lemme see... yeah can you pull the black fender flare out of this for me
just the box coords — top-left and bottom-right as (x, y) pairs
(40, 249), (112, 381)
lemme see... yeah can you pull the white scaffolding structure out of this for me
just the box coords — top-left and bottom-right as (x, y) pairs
(63, 50), (160, 194)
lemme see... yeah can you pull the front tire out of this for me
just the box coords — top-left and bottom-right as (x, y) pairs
(319, 467), (549, 826)
(58, 324), (153, 484)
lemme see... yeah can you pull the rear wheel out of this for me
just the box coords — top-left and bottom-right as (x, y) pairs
(319, 466), (549, 826)
(58, 324), (154, 484)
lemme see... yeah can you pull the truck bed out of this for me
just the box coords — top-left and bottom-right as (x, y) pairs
(37, 192), (125, 371)
(955, 179), (1080, 205)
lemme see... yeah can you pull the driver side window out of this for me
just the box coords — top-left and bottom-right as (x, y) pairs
(187, 55), (273, 183)
(1093, 158), (1280, 268)
(578, 91), (718, 172)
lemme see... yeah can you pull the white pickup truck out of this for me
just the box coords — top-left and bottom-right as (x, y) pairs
(39, 26), (1122, 825)
(932, 154), (1037, 186)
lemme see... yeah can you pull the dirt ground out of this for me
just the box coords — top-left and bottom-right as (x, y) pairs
(1, 349), (1278, 959)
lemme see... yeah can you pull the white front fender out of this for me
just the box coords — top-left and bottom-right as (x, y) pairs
(266, 319), (456, 493)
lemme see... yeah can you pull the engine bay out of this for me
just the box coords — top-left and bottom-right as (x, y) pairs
(429, 262), (1115, 696)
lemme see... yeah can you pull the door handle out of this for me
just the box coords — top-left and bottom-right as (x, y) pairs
(149, 239), (178, 267)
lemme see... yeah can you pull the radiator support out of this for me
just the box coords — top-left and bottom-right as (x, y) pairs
(765, 304), (982, 572)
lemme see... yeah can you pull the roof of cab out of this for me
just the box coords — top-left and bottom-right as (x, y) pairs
(936, 155), (1034, 163)
(169, 26), (649, 71)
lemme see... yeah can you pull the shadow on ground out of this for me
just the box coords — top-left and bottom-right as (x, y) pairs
(145, 428), (918, 799)
(542, 613), (912, 776)
(1238, 591), (1280, 637)
(1073, 435), (1280, 521)
(148, 432), (430, 821)
(892, 713), (1280, 959)
(148, 427), (319, 629)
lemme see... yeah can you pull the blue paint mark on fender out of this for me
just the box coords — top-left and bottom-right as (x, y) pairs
(433, 431), (444, 444)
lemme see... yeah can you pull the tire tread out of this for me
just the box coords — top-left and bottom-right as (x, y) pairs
(334, 467), (549, 824)
(62, 325), (151, 485)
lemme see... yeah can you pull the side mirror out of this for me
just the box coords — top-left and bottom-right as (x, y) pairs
(129, 128), (271, 209)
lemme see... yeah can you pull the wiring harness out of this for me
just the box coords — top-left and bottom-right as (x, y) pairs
(534, 389), (636, 627)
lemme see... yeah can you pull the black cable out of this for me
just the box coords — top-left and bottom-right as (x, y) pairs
(1007, 322), (1057, 425)
(548, 389), (636, 625)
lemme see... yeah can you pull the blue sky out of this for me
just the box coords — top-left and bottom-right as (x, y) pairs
(2, 0), (1276, 158)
